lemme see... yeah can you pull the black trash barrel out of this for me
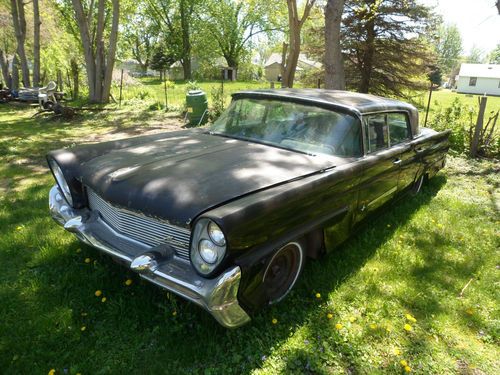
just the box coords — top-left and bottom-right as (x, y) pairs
(186, 90), (208, 125)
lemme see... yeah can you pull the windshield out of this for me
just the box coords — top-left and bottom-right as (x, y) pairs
(210, 98), (362, 157)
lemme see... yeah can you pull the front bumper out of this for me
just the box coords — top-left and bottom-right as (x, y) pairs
(49, 185), (250, 328)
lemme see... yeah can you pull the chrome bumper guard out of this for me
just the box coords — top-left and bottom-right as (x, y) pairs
(49, 185), (250, 328)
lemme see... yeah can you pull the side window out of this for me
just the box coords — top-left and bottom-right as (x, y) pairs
(366, 114), (388, 152)
(235, 100), (266, 126)
(388, 113), (411, 145)
(469, 77), (477, 86)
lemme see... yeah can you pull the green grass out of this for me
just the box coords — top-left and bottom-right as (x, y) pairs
(0, 101), (499, 374)
(413, 89), (500, 122)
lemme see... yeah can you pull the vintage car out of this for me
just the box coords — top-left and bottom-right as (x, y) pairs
(47, 89), (450, 328)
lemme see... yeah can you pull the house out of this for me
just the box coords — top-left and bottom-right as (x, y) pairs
(264, 53), (322, 82)
(456, 63), (500, 96)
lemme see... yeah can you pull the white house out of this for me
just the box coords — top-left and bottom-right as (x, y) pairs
(456, 63), (500, 96)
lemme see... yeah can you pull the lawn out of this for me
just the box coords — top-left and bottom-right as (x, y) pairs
(0, 102), (499, 374)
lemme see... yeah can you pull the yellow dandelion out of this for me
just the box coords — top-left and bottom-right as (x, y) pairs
(405, 314), (417, 323)
(404, 324), (412, 332)
(327, 313), (333, 320)
(466, 308), (474, 315)
(349, 316), (356, 323)
(94, 290), (102, 297)
(272, 318), (278, 324)
(84, 258), (91, 264)
(48, 370), (56, 375)
(370, 323), (377, 330)
(315, 293), (321, 299)
(80, 326), (86, 332)
(437, 223), (444, 229)
(393, 348), (401, 356)
(172, 311), (177, 316)
(404, 365), (411, 372)
(335, 323), (343, 330)
(386, 326), (392, 332)
(400, 359), (408, 367)
(101, 297), (107, 303)
(125, 279), (133, 286)
(16, 226), (23, 231)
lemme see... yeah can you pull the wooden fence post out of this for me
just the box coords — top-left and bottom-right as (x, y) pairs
(470, 95), (487, 157)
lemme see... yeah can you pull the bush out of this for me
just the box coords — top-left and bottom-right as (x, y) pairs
(209, 86), (225, 121)
(428, 97), (475, 154)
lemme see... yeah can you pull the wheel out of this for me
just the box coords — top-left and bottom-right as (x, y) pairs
(411, 174), (425, 195)
(262, 241), (305, 304)
(43, 100), (54, 110)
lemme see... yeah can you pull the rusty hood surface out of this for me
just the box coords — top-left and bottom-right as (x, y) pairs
(79, 130), (345, 227)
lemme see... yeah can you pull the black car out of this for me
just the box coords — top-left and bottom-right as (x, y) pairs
(48, 89), (450, 328)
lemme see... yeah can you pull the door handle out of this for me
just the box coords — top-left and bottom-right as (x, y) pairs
(393, 158), (402, 165)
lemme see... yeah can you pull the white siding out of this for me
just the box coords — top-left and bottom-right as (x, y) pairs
(457, 76), (500, 96)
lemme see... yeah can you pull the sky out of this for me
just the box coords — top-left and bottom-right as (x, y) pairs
(421, 0), (500, 55)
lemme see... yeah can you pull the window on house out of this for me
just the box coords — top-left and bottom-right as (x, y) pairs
(469, 77), (477, 86)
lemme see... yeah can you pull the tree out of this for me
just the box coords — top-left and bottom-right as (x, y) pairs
(10, 0), (30, 87)
(199, 0), (283, 76)
(434, 24), (462, 76)
(71, 0), (120, 103)
(121, 3), (158, 72)
(488, 43), (500, 64)
(147, 0), (198, 80)
(149, 45), (176, 78)
(33, 0), (41, 87)
(342, 0), (436, 96)
(282, 0), (317, 88)
(324, 0), (345, 89)
(466, 45), (485, 63)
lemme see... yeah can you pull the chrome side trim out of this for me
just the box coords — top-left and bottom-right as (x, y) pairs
(49, 185), (251, 328)
(367, 186), (397, 207)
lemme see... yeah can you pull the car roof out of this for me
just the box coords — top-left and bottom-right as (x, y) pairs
(233, 88), (420, 136)
(233, 88), (417, 115)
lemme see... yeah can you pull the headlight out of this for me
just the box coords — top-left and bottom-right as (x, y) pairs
(208, 222), (226, 246)
(190, 218), (227, 275)
(48, 158), (73, 206)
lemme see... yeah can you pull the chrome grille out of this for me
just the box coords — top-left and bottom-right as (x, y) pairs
(87, 189), (191, 260)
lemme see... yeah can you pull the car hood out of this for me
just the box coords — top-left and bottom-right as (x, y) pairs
(80, 130), (341, 227)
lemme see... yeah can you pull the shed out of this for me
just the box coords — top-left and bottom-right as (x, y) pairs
(264, 53), (321, 82)
(456, 63), (500, 96)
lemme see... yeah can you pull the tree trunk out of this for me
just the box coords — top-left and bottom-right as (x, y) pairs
(10, 0), (30, 87)
(0, 50), (10, 87)
(71, 0), (119, 103)
(359, 18), (375, 93)
(180, 0), (191, 80)
(470, 96), (487, 157)
(33, 0), (41, 87)
(12, 55), (19, 90)
(70, 58), (79, 100)
(282, 0), (316, 88)
(324, 0), (345, 90)
(101, 0), (120, 102)
(72, 0), (96, 101)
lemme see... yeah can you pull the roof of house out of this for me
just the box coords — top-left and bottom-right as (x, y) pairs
(264, 53), (322, 69)
(458, 63), (500, 79)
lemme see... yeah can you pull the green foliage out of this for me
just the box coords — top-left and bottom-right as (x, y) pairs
(429, 97), (475, 154)
(487, 43), (500, 64)
(185, 80), (200, 92)
(433, 24), (463, 75)
(209, 85), (225, 121)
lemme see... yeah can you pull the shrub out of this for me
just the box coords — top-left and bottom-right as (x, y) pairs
(209, 86), (225, 121)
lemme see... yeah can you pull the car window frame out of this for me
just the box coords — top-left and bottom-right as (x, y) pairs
(362, 111), (413, 155)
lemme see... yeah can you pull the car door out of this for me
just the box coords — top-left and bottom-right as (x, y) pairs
(386, 112), (420, 192)
(354, 113), (403, 222)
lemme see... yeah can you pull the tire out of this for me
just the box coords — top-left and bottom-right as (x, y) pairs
(262, 240), (306, 304)
(43, 100), (54, 110)
(411, 174), (425, 195)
